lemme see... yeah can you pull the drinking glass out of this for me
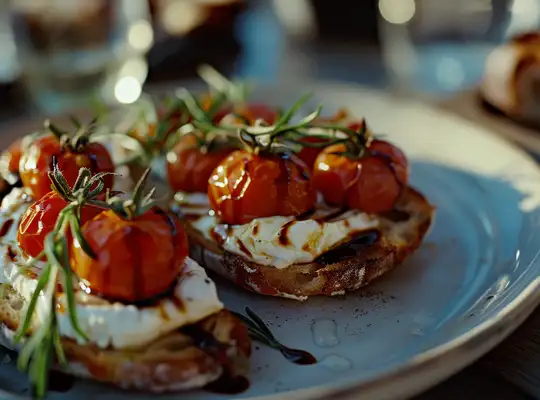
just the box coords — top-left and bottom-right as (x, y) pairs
(10, 0), (154, 113)
(378, 0), (540, 97)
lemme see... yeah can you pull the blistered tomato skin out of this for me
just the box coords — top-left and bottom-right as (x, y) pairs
(208, 150), (317, 225)
(71, 209), (188, 303)
(296, 137), (328, 170)
(19, 135), (115, 199)
(17, 192), (102, 258)
(3, 139), (23, 174)
(166, 135), (234, 194)
(313, 140), (409, 214)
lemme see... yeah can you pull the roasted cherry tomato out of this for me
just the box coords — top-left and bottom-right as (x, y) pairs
(19, 134), (115, 199)
(296, 119), (366, 170)
(296, 136), (328, 170)
(71, 208), (188, 302)
(17, 192), (102, 258)
(208, 150), (316, 225)
(2, 139), (23, 174)
(166, 135), (234, 193)
(313, 140), (409, 213)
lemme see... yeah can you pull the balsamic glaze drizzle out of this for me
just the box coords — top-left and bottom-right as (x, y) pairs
(315, 230), (379, 265)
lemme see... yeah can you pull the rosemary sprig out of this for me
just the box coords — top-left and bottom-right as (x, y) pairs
(235, 94), (326, 155)
(172, 91), (353, 156)
(233, 307), (316, 364)
(197, 64), (251, 106)
(44, 117), (101, 154)
(14, 165), (113, 398)
(167, 88), (241, 153)
(106, 168), (156, 219)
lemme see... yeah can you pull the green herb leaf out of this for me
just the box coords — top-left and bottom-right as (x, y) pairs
(53, 329), (67, 368)
(245, 307), (276, 340)
(69, 115), (82, 129)
(56, 235), (88, 340)
(15, 264), (52, 343)
(276, 93), (313, 126)
(177, 89), (209, 122)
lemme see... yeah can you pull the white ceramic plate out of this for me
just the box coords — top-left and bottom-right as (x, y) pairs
(1, 83), (540, 400)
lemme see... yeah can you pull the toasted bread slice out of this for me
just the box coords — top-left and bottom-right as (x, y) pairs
(0, 285), (251, 392)
(187, 187), (434, 300)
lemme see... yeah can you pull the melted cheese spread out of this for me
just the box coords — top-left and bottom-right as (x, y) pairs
(175, 192), (379, 269)
(0, 188), (224, 350)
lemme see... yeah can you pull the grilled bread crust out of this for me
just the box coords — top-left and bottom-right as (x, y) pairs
(186, 187), (435, 300)
(0, 286), (251, 393)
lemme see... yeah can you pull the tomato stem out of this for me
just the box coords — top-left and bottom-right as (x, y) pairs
(106, 167), (156, 220)
(45, 117), (99, 154)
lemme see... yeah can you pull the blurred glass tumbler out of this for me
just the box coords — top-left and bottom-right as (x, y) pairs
(378, 0), (540, 96)
(10, 0), (153, 113)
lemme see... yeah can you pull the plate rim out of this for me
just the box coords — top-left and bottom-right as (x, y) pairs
(0, 81), (539, 400)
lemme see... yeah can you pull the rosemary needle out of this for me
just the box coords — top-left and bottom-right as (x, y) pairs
(15, 165), (114, 398)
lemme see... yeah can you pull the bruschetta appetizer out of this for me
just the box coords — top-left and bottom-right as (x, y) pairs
(0, 163), (251, 397)
(172, 98), (434, 301)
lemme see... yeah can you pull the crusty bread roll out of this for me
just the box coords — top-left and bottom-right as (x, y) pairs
(186, 187), (434, 301)
(481, 31), (540, 124)
(0, 285), (251, 392)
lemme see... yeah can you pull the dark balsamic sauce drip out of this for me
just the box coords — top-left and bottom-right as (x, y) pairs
(282, 152), (310, 181)
(315, 229), (380, 264)
(252, 223), (259, 235)
(280, 347), (317, 365)
(236, 238), (252, 257)
(296, 207), (316, 220)
(48, 371), (75, 392)
(182, 324), (250, 394)
(0, 218), (14, 237)
(210, 228), (225, 246)
(278, 220), (295, 245)
(379, 209), (411, 222)
(30, 371), (75, 396)
(204, 372), (250, 394)
(182, 324), (230, 366)
(6, 245), (17, 262)
(317, 208), (348, 223)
